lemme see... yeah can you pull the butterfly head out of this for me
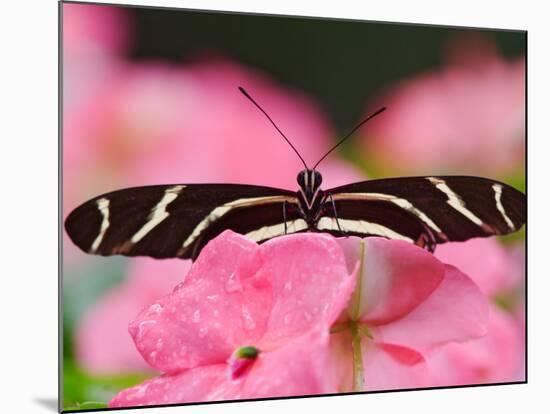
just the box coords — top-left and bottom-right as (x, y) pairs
(297, 169), (322, 197)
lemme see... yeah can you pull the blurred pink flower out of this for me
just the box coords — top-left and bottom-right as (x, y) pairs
(431, 238), (525, 384)
(63, 3), (131, 58)
(109, 232), (488, 406)
(64, 60), (336, 215)
(63, 2), (132, 264)
(63, 3), (130, 111)
(76, 258), (190, 374)
(362, 39), (524, 176)
(426, 304), (522, 386)
(435, 238), (520, 297)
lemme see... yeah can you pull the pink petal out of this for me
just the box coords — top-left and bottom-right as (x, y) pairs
(258, 233), (356, 348)
(378, 343), (425, 365)
(109, 364), (240, 407)
(327, 330), (354, 392)
(129, 231), (271, 373)
(435, 238), (513, 296)
(110, 328), (335, 407)
(338, 237), (444, 324)
(129, 231), (355, 373)
(426, 305), (523, 386)
(363, 342), (429, 391)
(328, 332), (429, 392)
(375, 264), (488, 353)
(241, 327), (336, 398)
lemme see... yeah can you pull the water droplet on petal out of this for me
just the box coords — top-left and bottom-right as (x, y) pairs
(132, 382), (150, 399)
(225, 271), (242, 292)
(192, 309), (201, 323)
(149, 303), (164, 314)
(199, 326), (209, 338)
(136, 320), (156, 341)
(241, 305), (256, 330)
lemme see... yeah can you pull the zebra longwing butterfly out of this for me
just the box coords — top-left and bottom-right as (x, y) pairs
(65, 87), (526, 261)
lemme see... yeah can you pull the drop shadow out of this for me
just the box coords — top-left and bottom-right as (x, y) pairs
(34, 398), (58, 412)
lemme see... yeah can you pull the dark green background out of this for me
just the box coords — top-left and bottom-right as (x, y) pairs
(124, 6), (525, 131)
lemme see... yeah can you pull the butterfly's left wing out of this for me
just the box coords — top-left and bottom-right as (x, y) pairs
(65, 184), (302, 260)
(321, 175), (526, 250)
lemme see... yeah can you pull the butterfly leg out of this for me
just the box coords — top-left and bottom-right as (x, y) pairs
(416, 223), (437, 253)
(326, 193), (346, 235)
(283, 200), (288, 234)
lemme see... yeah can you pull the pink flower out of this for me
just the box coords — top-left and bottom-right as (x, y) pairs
(362, 38), (524, 176)
(76, 258), (190, 374)
(109, 232), (488, 406)
(435, 238), (520, 297)
(110, 231), (356, 405)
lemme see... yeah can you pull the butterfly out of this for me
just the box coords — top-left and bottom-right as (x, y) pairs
(65, 87), (526, 261)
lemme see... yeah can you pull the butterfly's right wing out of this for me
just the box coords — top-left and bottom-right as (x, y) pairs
(323, 175), (526, 250)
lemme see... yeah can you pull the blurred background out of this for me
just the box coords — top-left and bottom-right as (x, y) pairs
(62, 2), (525, 410)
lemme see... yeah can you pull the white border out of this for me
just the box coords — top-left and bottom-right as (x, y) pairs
(2, 1), (549, 413)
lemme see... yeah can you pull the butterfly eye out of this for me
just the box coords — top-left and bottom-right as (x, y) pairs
(296, 171), (306, 188)
(313, 171), (322, 188)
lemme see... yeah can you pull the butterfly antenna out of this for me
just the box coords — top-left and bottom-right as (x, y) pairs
(313, 106), (387, 170)
(238, 86), (308, 169)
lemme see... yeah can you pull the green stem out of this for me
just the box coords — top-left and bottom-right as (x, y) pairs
(350, 321), (365, 392)
(350, 239), (366, 321)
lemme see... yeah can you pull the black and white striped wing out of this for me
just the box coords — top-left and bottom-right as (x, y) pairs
(65, 184), (301, 260)
(322, 176), (525, 247)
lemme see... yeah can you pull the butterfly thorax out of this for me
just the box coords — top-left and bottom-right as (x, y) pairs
(296, 169), (325, 225)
